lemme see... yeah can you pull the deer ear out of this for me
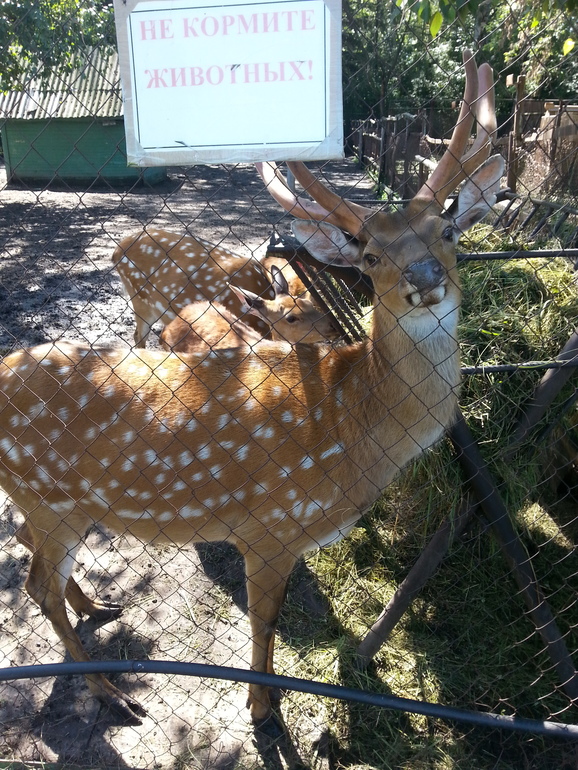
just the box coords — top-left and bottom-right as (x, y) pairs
(270, 264), (289, 296)
(228, 283), (265, 315)
(291, 221), (360, 267)
(452, 155), (505, 236)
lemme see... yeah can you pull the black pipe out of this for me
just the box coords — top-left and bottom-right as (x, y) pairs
(457, 249), (578, 261)
(0, 660), (576, 740)
(462, 360), (578, 375)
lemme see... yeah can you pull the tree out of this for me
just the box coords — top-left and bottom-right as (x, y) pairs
(0, 0), (116, 92)
(341, 0), (578, 131)
(341, 0), (454, 120)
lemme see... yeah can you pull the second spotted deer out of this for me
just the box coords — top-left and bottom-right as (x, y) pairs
(160, 265), (338, 352)
(160, 300), (262, 351)
(0, 53), (503, 731)
(113, 231), (339, 346)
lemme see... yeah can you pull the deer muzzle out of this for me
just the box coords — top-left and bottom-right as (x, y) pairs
(403, 258), (445, 292)
(402, 257), (447, 307)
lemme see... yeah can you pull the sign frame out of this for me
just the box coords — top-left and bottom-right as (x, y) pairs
(113, 0), (344, 165)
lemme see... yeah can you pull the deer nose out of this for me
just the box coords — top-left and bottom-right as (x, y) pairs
(403, 258), (445, 293)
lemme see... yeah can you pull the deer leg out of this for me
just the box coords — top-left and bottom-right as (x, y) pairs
(131, 302), (157, 348)
(133, 321), (151, 349)
(22, 518), (145, 724)
(16, 521), (122, 623)
(243, 549), (296, 729)
(65, 577), (123, 623)
(132, 300), (170, 349)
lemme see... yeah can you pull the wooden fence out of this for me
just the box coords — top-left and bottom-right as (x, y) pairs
(350, 87), (578, 199)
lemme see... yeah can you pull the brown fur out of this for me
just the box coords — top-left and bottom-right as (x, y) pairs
(160, 300), (263, 351)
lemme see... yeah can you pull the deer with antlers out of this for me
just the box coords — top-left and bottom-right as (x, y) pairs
(113, 231), (340, 346)
(0, 52), (503, 730)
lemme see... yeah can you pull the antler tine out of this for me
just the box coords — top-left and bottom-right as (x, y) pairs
(286, 162), (373, 237)
(449, 62), (497, 187)
(416, 50), (480, 205)
(256, 162), (346, 229)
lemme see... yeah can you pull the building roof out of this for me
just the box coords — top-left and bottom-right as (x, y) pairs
(0, 49), (123, 120)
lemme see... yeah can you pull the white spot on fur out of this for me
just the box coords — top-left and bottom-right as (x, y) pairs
(235, 445), (249, 461)
(198, 446), (211, 461)
(320, 443), (344, 460)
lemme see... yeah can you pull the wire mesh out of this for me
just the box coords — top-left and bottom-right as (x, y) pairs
(0, 2), (577, 769)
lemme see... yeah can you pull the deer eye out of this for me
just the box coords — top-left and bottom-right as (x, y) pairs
(286, 315), (299, 324)
(442, 225), (455, 242)
(364, 253), (379, 266)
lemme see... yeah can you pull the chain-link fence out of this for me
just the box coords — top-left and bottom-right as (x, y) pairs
(0, 2), (577, 769)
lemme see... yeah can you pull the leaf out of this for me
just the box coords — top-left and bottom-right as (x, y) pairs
(429, 10), (443, 37)
(563, 37), (575, 55)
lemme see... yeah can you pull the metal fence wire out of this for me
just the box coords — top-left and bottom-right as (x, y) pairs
(0, 3), (577, 770)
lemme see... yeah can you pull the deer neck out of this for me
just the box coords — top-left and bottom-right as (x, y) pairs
(330, 294), (460, 500)
(370, 296), (460, 381)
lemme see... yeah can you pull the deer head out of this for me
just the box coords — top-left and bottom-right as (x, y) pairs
(229, 264), (340, 343)
(257, 52), (503, 332)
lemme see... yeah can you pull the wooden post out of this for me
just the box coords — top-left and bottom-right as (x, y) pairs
(550, 99), (565, 183)
(507, 74), (526, 192)
(378, 121), (386, 193)
(357, 122), (364, 168)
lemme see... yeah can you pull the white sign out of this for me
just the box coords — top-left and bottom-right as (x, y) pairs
(113, 0), (343, 165)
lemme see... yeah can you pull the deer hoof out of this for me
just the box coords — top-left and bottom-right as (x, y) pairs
(87, 600), (124, 624)
(95, 678), (147, 725)
(90, 602), (123, 623)
(105, 692), (147, 725)
(253, 711), (284, 740)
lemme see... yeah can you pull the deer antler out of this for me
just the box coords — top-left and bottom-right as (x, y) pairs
(416, 53), (496, 205)
(449, 62), (497, 187)
(285, 162), (373, 237)
(255, 161), (359, 231)
(258, 51), (493, 233)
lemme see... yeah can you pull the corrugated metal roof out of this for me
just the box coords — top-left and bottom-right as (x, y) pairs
(0, 49), (123, 120)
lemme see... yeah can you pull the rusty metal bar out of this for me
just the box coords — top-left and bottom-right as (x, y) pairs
(505, 328), (578, 456)
(355, 497), (477, 667)
(449, 411), (578, 703)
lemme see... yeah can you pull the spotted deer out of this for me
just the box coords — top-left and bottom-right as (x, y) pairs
(0, 53), (503, 730)
(160, 265), (332, 352)
(160, 300), (262, 352)
(112, 231), (340, 346)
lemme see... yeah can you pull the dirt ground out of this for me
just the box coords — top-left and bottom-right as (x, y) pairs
(0, 159), (374, 769)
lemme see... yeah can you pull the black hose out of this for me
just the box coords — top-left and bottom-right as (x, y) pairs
(1, 660), (576, 740)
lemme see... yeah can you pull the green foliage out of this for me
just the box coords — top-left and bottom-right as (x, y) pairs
(403, 0), (482, 32)
(403, 0), (577, 34)
(341, 0), (469, 120)
(0, 0), (116, 92)
(342, 0), (578, 128)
